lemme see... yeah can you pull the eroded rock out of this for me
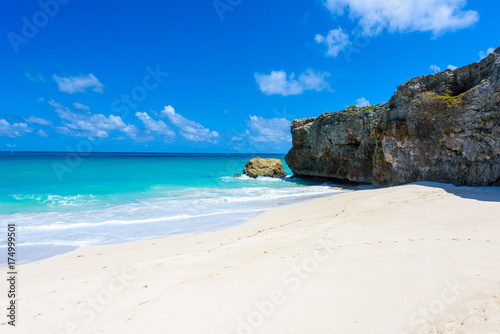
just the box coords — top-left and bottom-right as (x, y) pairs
(285, 47), (500, 187)
(243, 157), (287, 178)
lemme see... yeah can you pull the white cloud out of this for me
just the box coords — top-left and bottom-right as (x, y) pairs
(160, 105), (219, 143)
(255, 69), (331, 96)
(356, 97), (370, 107)
(135, 111), (175, 139)
(161, 105), (175, 116)
(23, 116), (52, 126)
(121, 125), (140, 140)
(6, 144), (16, 148)
(26, 72), (46, 82)
(36, 129), (48, 137)
(52, 73), (104, 94)
(73, 102), (90, 110)
(0, 119), (33, 137)
(246, 116), (291, 144)
(55, 126), (82, 137)
(48, 100), (138, 140)
(430, 64), (441, 73)
(315, 27), (351, 57)
(447, 65), (458, 70)
(479, 47), (495, 60)
(324, 0), (479, 36)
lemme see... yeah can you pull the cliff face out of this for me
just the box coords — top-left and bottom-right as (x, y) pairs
(285, 47), (500, 187)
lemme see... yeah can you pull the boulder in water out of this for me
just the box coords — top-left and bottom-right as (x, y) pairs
(243, 157), (287, 178)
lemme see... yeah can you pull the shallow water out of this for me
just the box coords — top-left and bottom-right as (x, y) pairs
(0, 152), (346, 265)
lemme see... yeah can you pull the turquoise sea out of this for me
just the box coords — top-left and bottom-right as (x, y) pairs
(0, 152), (345, 266)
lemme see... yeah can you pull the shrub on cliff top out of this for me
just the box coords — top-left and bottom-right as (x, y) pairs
(346, 104), (374, 113)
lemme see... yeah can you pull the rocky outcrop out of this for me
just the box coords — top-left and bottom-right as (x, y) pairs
(285, 47), (500, 187)
(243, 157), (287, 178)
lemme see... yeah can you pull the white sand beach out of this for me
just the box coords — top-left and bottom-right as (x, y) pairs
(2, 182), (500, 334)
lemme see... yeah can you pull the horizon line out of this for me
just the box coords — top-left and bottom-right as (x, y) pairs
(0, 150), (288, 155)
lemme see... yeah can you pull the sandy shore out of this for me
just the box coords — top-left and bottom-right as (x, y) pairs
(2, 182), (500, 333)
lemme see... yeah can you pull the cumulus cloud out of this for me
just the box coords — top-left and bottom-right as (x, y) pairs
(0, 119), (33, 137)
(161, 105), (175, 116)
(447, 65), (458, 70)
(160, 105), (219, 143)
(479, 47), (495, 60)
(36, 129), (48, 137)
(135, 112), (175, 139)
(324, 0), (479, 36)
(315, 27), (351, 57)
(73, 102), (90, 110)
(48, 100), (138, 139)
(52, 73), (104, 94)
(255, 69), (331, 96)
(246, 116), (291, 144)
(356, 97), (370, 107)
(430, 64), (441, 73)
(23, 116), (53, 126)
(55, 126), (86, 137)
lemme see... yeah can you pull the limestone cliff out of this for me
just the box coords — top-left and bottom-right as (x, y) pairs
(285, 47), (500, 187)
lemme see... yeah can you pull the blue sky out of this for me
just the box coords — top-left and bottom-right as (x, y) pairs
(1, 0), (498, 153)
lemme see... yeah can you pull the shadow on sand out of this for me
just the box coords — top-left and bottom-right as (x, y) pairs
(414, 181), (500, 203)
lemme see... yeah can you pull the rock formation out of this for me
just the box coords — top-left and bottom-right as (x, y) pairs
(285, 47), (500, 187)
(243, 157), (287, 178)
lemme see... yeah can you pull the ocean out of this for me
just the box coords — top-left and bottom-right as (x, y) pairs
(0, 152), (346, 266)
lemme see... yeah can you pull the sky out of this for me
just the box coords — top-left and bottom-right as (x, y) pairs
(0, 0), (499, 153)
